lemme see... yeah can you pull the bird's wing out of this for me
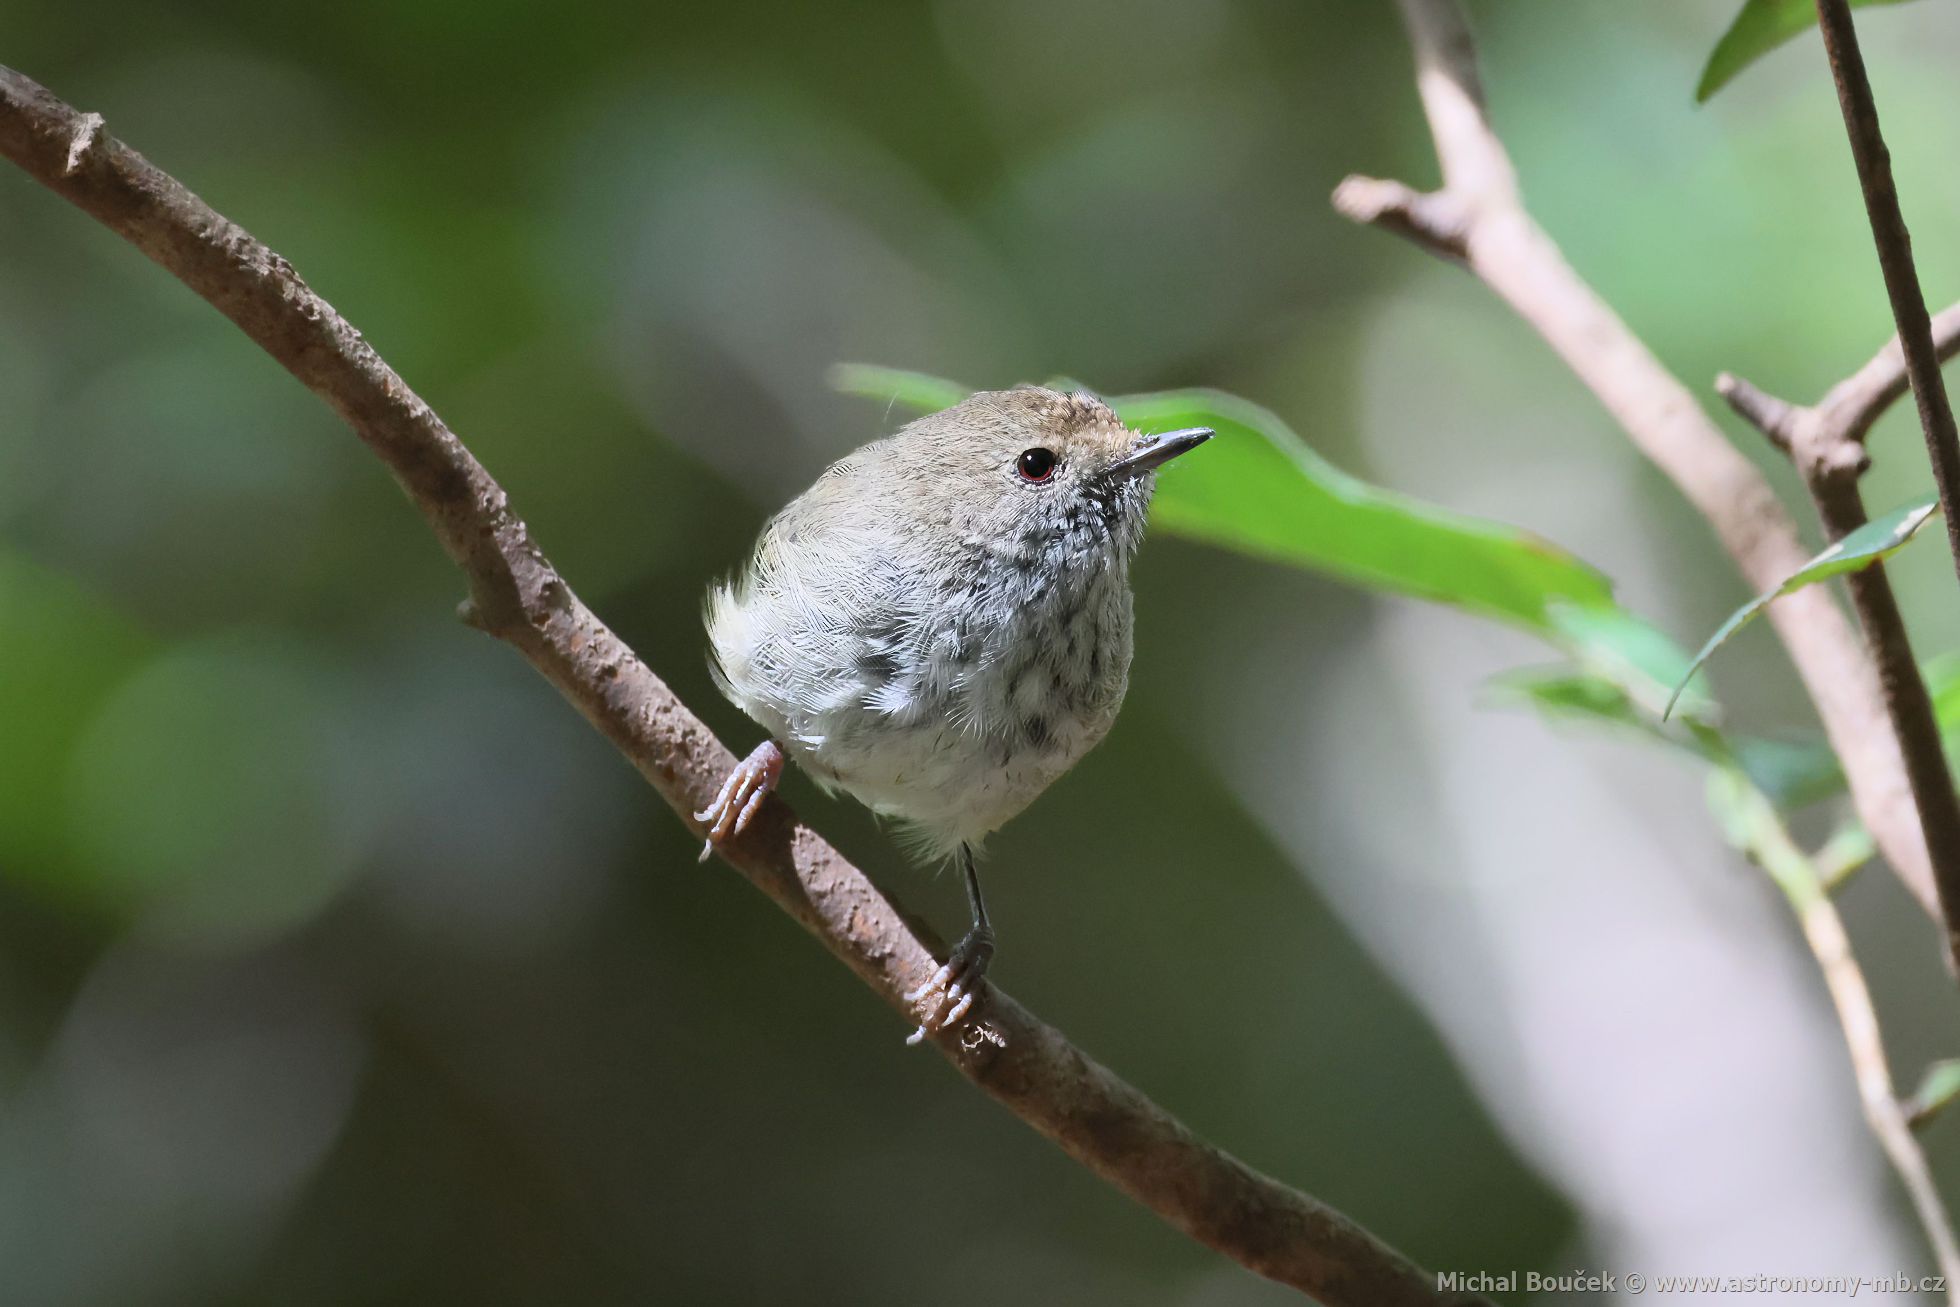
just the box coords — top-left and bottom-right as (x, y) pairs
(710, 454), (937, 739)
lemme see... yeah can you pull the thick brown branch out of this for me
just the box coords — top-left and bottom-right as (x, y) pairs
(1336, 0), (1942, 930)
(0, 64), (1483, 1307)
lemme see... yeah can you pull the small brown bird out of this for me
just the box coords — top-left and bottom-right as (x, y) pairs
(696, 386), (1209, 1041)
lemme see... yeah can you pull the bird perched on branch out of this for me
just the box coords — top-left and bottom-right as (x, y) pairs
(696, 386), (1210, 1043)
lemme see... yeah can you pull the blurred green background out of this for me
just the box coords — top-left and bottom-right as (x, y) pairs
(5, 2), (1960, 1303)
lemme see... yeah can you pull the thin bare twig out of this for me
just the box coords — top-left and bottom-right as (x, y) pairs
(0, 63), (1487, 1307)
(1732, 782), (1960, 1297)
(1718, 325), (1960, 984)
(1815, 0), (1960, 568)
(1817, 304), (1960, 448)
(1809, 0), (1960, 963)
(1332, 0), (1947, 939)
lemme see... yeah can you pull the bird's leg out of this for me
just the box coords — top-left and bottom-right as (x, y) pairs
(905, 843), (995, 1044)
(694, 739), (784, 861)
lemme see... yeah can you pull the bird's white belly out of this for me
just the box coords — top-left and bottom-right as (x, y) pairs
(793, 707), (1110, 855)
(780, 568), (1131, 856)
(715, 534), (1136, 859)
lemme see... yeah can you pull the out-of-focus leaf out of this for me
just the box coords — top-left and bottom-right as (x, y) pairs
(0, 555), (154, 891)
(1927, 653), (1960, 737)
(1696, 0), (1921, 103)
(828, 363), (971, 416)
(1905, 1059), (1960, 1130)
(1484, 657), (1720, 776)
(63, 635), (372, 943)
(1719, 650), (1960, 811)
(1489, 608), (1836, 815)
(1552, 605), (1714, 723)
(1489, 657), (1845, 815)
(828, 368), (1619, 631)
(1667, 496), (1939, 718)
(1703, 764), (1825, 905)
(1919, 653), (1960, 790)
(1487, 663), (1726, 765)
(1488, 605), (1713, 749)
(1813, 818), (1876, 890)
(1730, 736), (1844, 811)
(1486, 667), (1643, 727)
(1705, 765), (1773, 854)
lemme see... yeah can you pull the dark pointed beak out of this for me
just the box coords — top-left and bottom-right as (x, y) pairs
(1109, 427), (1212, 480)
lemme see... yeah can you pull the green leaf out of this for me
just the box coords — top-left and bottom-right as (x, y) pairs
(1926, 652), (1960, 735)
(0, 554), (154, 894)
(1813, 817), (1876, 889)
(1485, 609), (1847, 817)
(1697, 0), (1921, 103)
(1666, 496), (1939, 718)
(1905, 1059), (1960, 1130)
(827, 363), (971, 416)
(830, 369), (1620, 631)
(1730, 735), (1845, 811)
(1485, 666), (1652, 736)
(1484, 608), (1719, 754)
(1487, 656), (1846, 813)
(1119, 390), (1618, 629)
(1552, 605), (1714, 723)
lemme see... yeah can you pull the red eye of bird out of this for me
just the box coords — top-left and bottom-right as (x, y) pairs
(1016, 448), (1058, 483)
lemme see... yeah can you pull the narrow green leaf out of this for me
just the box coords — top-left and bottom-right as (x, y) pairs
(1485, 666), (1650, 736)
(1905, 1059), (1960, 1130)
(827, 363), (970, 415)
(1697, 0), (1920, 103)
(1552, 605), (1713, 723)
(1485, 608), (1721, 754)
(1730, 736), (1845, 811)
(1665, 497), (1939, 719)
(1488, 656), (1844, 812)
(1926, 653), (1960, 734)
(1813, 818), (1876, 890)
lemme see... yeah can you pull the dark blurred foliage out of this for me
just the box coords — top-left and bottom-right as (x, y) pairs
(5, 1), (1960, 1303)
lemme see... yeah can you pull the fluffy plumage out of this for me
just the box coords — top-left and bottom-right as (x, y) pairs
(705, 386), (1159, 858)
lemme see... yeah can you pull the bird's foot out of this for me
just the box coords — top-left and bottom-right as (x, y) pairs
(694, 740), (784, 861)
(904, 924), (995, 1045)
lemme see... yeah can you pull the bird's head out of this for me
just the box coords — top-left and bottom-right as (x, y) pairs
(882, 386), (1210, 570)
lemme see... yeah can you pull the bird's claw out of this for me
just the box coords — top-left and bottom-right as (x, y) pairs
(694, 740), (784, 862)
(905, 926), (994, 1045)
